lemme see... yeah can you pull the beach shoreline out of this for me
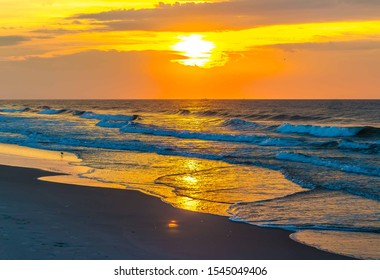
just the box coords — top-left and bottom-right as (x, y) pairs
(0, 164), (351, 259)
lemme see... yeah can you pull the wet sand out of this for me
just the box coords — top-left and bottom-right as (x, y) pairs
(0, 165), (351, 259)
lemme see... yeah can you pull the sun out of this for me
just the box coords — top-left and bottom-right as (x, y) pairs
(171, 34), (215, 67)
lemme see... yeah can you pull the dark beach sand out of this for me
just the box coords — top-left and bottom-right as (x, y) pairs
(0, 165), (351, 259)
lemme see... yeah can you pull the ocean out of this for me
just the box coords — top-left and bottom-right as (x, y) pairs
(0, 99), (379, 259)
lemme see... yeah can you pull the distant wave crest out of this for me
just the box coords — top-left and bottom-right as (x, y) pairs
(221, 118), (262, 130)
(338, 140), (378, 151)
(119, 122), (263, 143)
(178, 109), (191, 115)
(38, 108), (68, 115)
(81, 112), (138, 122)
(0, 107), (30, 113)
(277, 123), (365, 137)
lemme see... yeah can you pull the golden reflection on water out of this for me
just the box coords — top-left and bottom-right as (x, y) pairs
(82, 151), (304, 216)
(184, 159), (199, 171)
(161, 161), (306, 215)
(169, 195), (230, 215)
(171, 196), (202, 212)
(182, 175), (198, 185)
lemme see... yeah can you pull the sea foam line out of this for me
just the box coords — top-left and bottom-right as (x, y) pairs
(276, 151), (380, 177)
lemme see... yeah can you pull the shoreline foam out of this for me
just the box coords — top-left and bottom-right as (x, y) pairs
(0, 143), (124, 190)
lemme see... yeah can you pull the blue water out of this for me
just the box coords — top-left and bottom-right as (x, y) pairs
(0, 100), (379, 255)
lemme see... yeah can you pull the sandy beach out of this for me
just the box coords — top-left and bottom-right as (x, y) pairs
(0, 164), (350, 259)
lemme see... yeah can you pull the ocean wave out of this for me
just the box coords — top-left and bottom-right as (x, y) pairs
(277, 123), (364, 137)
(115, 121), (308, 147)
(196, 110), (230, 117)
(269, 114), (327, 121)
(80, 112), (138, 122)
(178, 109), (191, 115)
(38, 108), (68, 115)
(246, 113), (271, 120)
(358, 126), (380, 138)
(0, 108), (30, 113)
(312, 139), (378, 153)
(258, 138), (304, 147)
(72, 110), (86, 116)
(96, 120), (131, 129)
(194, 110), (329, 121)
(0, 115), (30, 125)
(221, 118), (262, 130)
(8, 133), (226, 162)
(246, 113), (327, 121)
(276, 151), (380, 177)
(119, 122), (264, 143)
(229, 189), (380, 234)
(338, 140), (377, 151)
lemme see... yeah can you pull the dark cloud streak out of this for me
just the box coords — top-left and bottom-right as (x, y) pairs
(272, 40), (380, 52)
(0, 35), (30, 46)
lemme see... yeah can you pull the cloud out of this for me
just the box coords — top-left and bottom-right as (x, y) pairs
(0, 36), (30, 46)
(32, 28), (83, 35)
(72, 0), (380, 32)
(273, 40), (380, 52)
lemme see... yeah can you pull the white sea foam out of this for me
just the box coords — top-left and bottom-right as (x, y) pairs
(80, 112), (136, 121)
(277, 123), (363, 137)
(276, 151), (380, 176)
(0, 108), (27, 113)
(338, 140), (376, 150)
(229, 189), (380, 236)
(258, 137), (304, 147)
(96, 120), (130, 128)
(221, 118), (262, 129)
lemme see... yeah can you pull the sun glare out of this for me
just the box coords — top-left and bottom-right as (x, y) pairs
(172, 34), (215, 67)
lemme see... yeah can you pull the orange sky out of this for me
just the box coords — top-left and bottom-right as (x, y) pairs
(0, 0), (379, 99)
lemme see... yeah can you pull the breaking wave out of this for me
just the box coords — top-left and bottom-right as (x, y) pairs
(38, 108), (69, 115)
(277, 123), (365, 137)
(81, 112), (139, 122)
(276, 151), (380, 177)
(220, 118), (262, 130)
